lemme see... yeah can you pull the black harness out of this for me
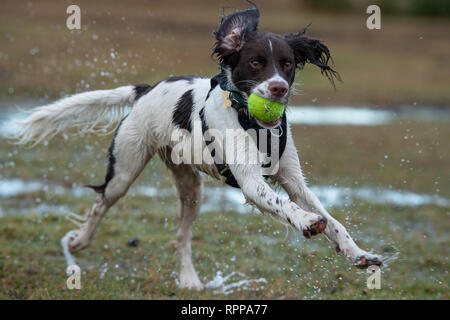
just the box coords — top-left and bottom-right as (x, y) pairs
(199, 73), (287, 189)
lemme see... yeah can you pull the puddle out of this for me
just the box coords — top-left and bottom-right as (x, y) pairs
(0, 178), (448, 217)
(287, 106), (392, 125)
(287, 106), (450, 126)
(0, 178), (45, 197)
(309, 185), (450, 208)
(136, 185), (251, 214)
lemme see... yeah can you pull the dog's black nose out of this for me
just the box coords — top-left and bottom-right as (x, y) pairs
(269, 82), (288, 98)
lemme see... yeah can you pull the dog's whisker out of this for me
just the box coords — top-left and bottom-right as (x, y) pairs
(290, 88), (303, 96)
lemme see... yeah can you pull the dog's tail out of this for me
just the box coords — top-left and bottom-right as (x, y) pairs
(9, 85), (144, 146)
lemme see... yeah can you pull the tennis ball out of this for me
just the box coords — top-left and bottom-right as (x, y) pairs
(248, 93), (284, 123)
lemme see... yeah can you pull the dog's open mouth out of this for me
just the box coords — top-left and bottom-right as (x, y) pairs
(256, 117), (282, 129)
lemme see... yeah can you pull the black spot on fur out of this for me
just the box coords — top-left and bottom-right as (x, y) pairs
(86, 117), (127, 194)
(205, 89), (212, 101)
(165, 75), (201, 84)
(335, 229), (339, 233)
(134, 84), (153, 101)
(257, 185), (267, 198)
(172, 90), (194, 132)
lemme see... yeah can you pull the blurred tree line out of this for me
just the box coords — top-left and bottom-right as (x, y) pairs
(302, 0), (450, 17)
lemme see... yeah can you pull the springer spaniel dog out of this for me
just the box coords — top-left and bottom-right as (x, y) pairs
(12, 6), (382, 290)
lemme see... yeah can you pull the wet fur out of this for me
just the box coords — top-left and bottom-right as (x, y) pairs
(11, 5), (381, 290)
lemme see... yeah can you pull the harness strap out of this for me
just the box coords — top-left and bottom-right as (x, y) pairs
(201, 73), (288, 189)
(200, 107), (240, 188)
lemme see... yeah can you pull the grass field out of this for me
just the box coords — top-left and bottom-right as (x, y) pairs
(1, 196), (447, 299)
(0, 0), (449, 300)
(0, 120), (448, 299)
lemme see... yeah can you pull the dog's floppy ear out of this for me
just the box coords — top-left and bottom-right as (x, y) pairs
(284, 28), (342, 87)
(213, 6), (260, 65)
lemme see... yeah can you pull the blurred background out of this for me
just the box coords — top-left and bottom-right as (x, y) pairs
(1, 0), (449, 105)
(0, 0), (448, 299)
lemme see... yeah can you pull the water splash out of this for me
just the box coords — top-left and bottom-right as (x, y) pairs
(204, 271), (267, 295)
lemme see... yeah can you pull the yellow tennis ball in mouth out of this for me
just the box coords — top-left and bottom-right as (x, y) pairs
(248, 93), (285, 123)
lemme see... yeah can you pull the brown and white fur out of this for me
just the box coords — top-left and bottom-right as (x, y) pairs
(11, 7), (381, 290)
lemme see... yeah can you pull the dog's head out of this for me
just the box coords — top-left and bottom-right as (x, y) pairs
(213, 6), (340, 125)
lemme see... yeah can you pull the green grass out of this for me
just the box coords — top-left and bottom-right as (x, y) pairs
(291, 122), (450, 196)
(0, 193), (448, 299)
(2, 121), (448, 195)
(0, 0), (448, 300)
(0, 120), (449, 299)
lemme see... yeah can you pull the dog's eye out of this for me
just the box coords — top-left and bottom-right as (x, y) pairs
(284, 61), (293, 69)
(250, 59), (261, 68)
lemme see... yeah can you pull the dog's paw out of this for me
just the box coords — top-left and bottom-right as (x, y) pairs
(353, 254), (383, 269)
(63, 229), (90, 254)
(302, 216), (327, 238)
(179, 276), (204, 291)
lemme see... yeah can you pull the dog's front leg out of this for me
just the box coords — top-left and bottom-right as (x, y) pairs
(231, 165), (327, 237)
(276, 139), (382, 268)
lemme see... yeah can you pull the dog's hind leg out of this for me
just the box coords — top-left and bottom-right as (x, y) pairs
(62, 117), (155, 263)
(160, 147), (203, 290)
